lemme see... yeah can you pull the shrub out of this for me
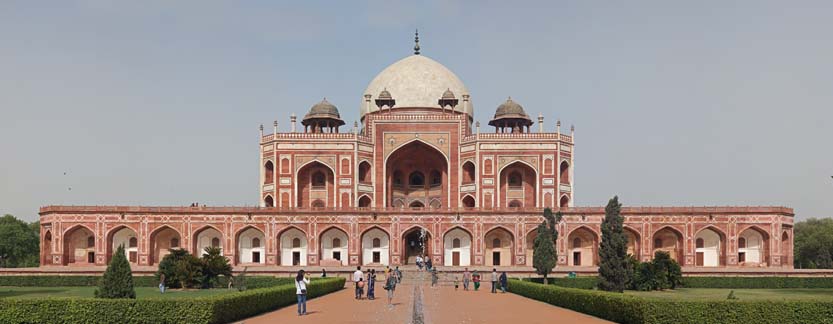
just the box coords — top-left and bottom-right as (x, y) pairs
(525, 276), (833, 290)
(628, 251), (682, 291)
(524, 277), (599, 289)
(95, 245), (136, 299)
(200, 247), (232, 288)
(598, 196), (630, 292)
(0, 277), (345, 324)
(509, 279), (833, 324)
(155, 249), (203, 289)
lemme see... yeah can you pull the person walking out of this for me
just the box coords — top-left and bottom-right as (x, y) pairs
(462, 268), (471, 291)
(384, 269), (398, 306)
(499, 271), (508, 293)
(367, 269), (377, 300)
(426, 257), (433, 271)
(295, 270), (310, 316)
(416, 255), (423, 270)
(472, 270), (481, 291)
(491, 268), (498, 293)
(353, 266), (364, 300)
(159, 273), (166, 293)
(395, 266), (402, 283)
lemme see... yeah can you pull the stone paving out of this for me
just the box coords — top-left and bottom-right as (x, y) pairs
(235, 273), (611, 324)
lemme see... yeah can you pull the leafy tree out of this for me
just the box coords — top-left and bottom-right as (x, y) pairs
(0, 214), (40, 268)
(629, 251), (682, 291)
(794, 218), (833, 269)
(598, 196), (630, 292)
(533, 208), (562, 284)
(200, 246), (232, 288)
(156, 249), (202, 289)
(95, 245), (136, 298)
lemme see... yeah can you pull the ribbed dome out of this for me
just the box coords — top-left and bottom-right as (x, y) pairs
(361, 55), (473, 119)
(493, 98), (528, 119)
(489, 97), (533, 127)
(302, 99), (344, 126)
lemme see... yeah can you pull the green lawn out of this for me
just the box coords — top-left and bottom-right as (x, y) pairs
(0, 286), (238, 299)
(625, 288), (833, 301)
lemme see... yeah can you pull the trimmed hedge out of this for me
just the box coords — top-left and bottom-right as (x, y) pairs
(0, 275), (293, 289)
(509, 279), (833, 324)
(681, 276), (833, 289)
(526, 276), (833, 289)
(0, 277), (345, 324)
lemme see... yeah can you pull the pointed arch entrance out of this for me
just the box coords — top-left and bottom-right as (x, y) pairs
(361, 227), (390, 265)
(443, 227), (472, 266)
(402, 226), (431, 265)
(484, 227), (514, 266)
(386, 140), (448, 208)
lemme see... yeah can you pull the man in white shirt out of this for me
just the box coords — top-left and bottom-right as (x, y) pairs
(353, 266), (364, 299)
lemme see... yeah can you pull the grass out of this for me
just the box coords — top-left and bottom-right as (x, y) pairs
(0, 286), (238, 299)
(625, 288), (833, 301)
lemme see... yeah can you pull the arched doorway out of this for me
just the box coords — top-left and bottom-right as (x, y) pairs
(358, 161), (372, 184)
(386, 141), (448, 208)
(361, 228), (390, 265)
(484, 227), (514, 266)
(652, 227), (684, 264)
(444, 228), (472, 266)
(694, 228), (724, 267)
(462, 195), (475, 208)
(462, 161), (476, 185)
(567, 227), (598, 267)
(297, 161), (334, 208)
(499, 162), (536, 208)
(193, 226), (223, 256)
(320, 227), (348, 266)
(63, 226), (95, 265)
(108, 226), (138, 264)
(237, 227), (265, 265)
(402, 226), (431, 265)
(279, 227), (307, 266)
(149, 226), (181, 265)
(738, 227), (769, 266)
(624, 227), (640, 258)
(781, 231), (792, 267)
(42, 230), (52, 266)
(358, 195), (372, 208)
(560, 195), (570, 208)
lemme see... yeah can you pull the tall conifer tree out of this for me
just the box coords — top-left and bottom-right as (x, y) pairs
(598, 196), (630, 292)
(533, 208), (562, 284)
(95, 245), (136, 298)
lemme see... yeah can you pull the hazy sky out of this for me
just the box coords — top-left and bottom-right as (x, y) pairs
(2, 1), (832, 222)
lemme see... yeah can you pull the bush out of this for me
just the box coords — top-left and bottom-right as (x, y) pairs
(0, 275), (293, 288)
(156, 249), (202, 289)
(200, 247), (232, 289)
(509, 279), (833, 324)
(527, 276), (833, 290)
(524, 277), (598, 289)
(0, 277), (345, 324)
(95, 245), (136, 299)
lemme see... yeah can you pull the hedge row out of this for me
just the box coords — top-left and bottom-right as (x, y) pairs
(525, 276), (833, 289)
(508, 279), (833, 324)
(0, 277), (345, 324)
(0, 275), (293, 288)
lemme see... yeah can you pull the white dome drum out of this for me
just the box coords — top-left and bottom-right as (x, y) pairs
(361, 55), (473, 120)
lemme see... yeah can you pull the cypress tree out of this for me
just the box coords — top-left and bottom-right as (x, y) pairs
(598, 196), (630, 292)
(533, 208), (561, 284)
(95, 245), (136, 298)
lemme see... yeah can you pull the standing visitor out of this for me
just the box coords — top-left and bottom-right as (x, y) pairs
(367, 269), (377, 300)
(384, 269), (398, 306)
(473, 270), (481, 291)
(499, 271), (508, 293)
(395, 266), (402, 283)
(462, 268), (471, 291)
(416, 255), (423, 270)
(426, 257), (433, 271)
(491, 268), (498, 293)
(159, 273), (166, 293)
(321, 269), (327, 277)
(357, 278), (365, 299)
(431, 268), (438, 287)
(295, 270), (310, 316)
(353, 266), (364, 300)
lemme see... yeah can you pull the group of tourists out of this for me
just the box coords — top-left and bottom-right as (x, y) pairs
(352, 266), (401, 306)
(415, 255), (433, 271)
(459, 268), (508, 293)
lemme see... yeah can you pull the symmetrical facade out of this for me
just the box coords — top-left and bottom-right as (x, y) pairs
(39, 41), (795, 270)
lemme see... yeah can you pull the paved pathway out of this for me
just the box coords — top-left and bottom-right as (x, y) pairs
(236, 278), (610, 324)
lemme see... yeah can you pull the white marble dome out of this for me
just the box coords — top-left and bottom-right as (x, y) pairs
(361, 55), (473, 119)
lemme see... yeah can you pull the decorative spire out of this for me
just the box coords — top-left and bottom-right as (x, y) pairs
(414, 29), (420, 55)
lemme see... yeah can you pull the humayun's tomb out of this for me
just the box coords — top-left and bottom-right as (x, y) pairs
(38, 36), (794, 273)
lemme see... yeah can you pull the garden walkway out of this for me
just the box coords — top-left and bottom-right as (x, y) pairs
(235, 278), (610, 324)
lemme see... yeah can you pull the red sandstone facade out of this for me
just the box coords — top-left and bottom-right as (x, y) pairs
(38, 50), (795, 270)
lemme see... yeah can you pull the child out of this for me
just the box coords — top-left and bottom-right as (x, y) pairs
(454, 276), (459, 290)
(357, 278), (365, 299)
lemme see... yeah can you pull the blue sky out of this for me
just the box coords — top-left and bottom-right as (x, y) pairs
(1, 1), (832, 221)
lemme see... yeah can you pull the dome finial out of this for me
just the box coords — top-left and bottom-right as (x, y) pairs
(414, 29), (420, 55)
